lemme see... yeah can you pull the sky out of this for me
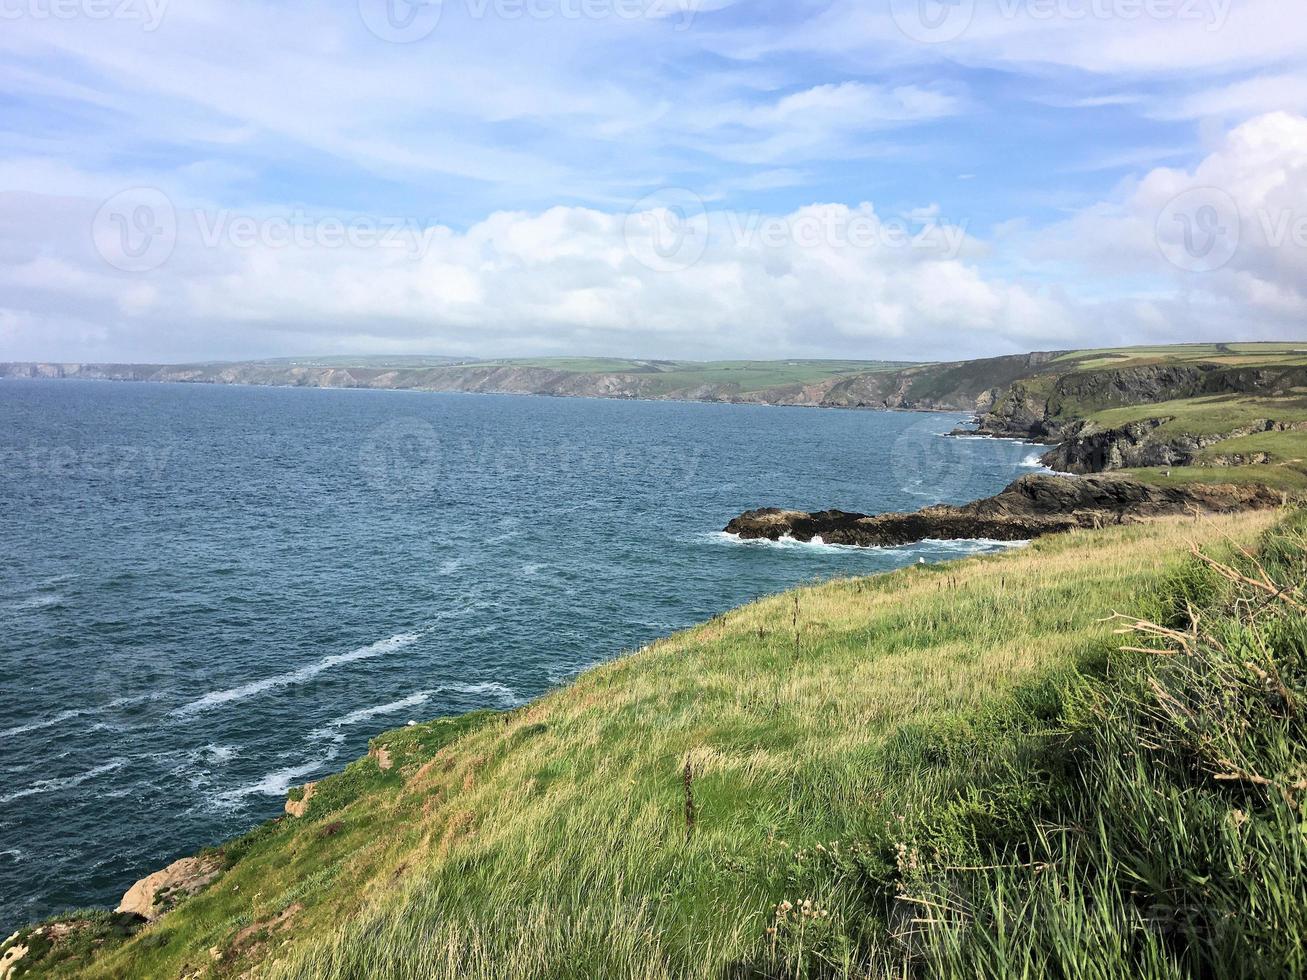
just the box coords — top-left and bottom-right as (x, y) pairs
(1, 0), (1305, 363)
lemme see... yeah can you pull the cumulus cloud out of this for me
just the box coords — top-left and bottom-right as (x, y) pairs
(0, 187), (1082, 361)
(1029, 111), (1307, 323)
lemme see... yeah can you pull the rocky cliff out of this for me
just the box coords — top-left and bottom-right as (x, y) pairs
(1042, 418), (1307, 474)
(970, 364), (1307, 442)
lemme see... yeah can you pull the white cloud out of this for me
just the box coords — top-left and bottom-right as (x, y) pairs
(1025, 111), (1307, 326)
(0, 188), (1081, 361)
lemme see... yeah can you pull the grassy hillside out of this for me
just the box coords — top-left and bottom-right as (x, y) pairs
(16, 507), (1306, 978)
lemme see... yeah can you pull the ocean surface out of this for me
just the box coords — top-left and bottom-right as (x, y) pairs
(0, 379), (1045, 926)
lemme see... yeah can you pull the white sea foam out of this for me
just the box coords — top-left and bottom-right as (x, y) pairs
(0, 694), (160, 739)
(172, 631), (422, 717)
(0, 707), (92, 739)
(447, 681), (518, 704)
(308, 691), (435, 741)
(212, 752), (338, 805)
(0, 758), (127, 805)
(713, 530), (1028, 556)
(314, 681), (520, 736)
(306, 681), (519, 744)
(9, 593), (65, 610)
(200, 744), (237, 764)
(1021, 452), (1055, 472)
(710, 531), (870, 554)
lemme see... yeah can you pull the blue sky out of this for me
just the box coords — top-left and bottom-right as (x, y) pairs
(1, 0), (1305, 361)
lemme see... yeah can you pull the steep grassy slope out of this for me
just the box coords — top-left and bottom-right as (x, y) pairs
(13, 509), (1295, 978)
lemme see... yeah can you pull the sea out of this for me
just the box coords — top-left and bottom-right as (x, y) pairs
(0, 379), (1047, 926)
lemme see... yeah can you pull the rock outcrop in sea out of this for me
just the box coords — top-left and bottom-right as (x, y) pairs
(724, 474), (1286, 548)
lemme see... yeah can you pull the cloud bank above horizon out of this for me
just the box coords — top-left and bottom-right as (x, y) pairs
(2, 0), (1306, 362)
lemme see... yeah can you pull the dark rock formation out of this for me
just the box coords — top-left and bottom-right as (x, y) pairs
(724, 474), (1286, 548)
(1043, 419), (1307, 474)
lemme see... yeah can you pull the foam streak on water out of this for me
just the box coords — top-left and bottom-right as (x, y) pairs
(0, 760), (129, 805)
(172, 632), (423, 717)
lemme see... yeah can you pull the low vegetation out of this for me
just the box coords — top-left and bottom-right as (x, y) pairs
(17, 506), (1307, 977)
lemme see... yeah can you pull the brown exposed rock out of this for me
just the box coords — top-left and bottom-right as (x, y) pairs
(724, 474), (1286, 549)
(0, 940), (29, 979)
(116, 855), (221, 920)
(284, 782), (317, 818)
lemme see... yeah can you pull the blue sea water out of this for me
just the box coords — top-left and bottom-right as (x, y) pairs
(0, 379), (1045, 927)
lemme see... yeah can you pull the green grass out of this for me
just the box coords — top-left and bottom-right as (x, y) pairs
(895, 509), (1307, 979)
(1122, 463), (1307, 494)
(1050, 342), (1307, 371)
(32, 509), (1294, 979)
(1087, 393), (1307, 438)
(1195, 428), (1307, 463)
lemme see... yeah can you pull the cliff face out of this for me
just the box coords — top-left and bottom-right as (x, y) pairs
(1043, 419), (1307, 474)
(971, 364), (1307, 442)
